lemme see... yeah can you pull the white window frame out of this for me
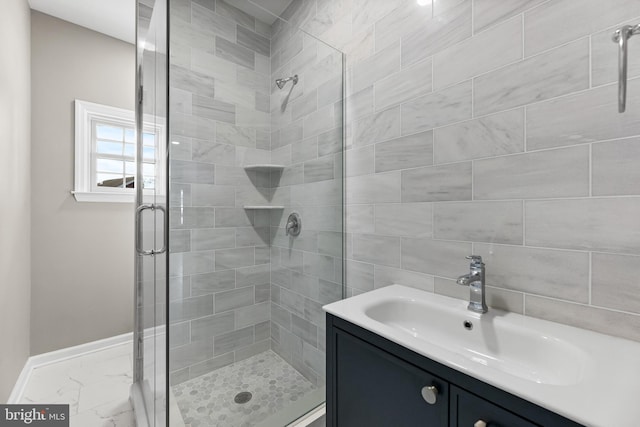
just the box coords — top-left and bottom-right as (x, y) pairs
(72, 99), (165, 203)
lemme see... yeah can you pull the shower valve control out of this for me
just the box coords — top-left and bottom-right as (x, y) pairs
(286, 212), (301, 237)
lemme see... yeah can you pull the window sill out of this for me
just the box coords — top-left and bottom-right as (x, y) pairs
(71, 191), (134, 203)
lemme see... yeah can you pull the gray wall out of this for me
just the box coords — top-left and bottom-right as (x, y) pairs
(31, 11), (135, 355)
(277, 0), (640, 342)
(269, 20), (343, 386)
(0, 0), (31, 403)
(168, 0), (275, 384)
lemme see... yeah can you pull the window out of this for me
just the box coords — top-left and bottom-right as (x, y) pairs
(73, 100), (164, 202)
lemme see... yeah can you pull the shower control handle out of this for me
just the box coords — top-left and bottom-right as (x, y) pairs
(285, 212), (301, 237)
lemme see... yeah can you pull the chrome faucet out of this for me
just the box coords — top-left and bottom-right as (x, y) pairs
(457, 255), (488, 314)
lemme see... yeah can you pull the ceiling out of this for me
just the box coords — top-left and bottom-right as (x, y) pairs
(28, 0), (293, 44)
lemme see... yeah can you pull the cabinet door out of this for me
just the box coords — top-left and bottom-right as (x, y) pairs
(335, 330), (448, 427)
(451, 386), (539, 427)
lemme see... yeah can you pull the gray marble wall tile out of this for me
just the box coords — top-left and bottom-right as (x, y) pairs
(170, 295), (214, 323)
(191, 270), (236, 295)
(345, 146), (374, 177)
(216, 36), (255, 69)
(303, 253), (335, 281)
(592, 21), (640, 87)
(434, 201), (523, 244)
(191, 228), (235, 251)
(400, 0), (471, 67)
(352, 234), (401, 268)
(473, 0), (546, 33)
(271, 302), (292, 330)
(215, 0), (255, 30)
(346, 205), (375, 234)
(318, 279), (342, 304)
(292, 314), (318, 347)
(216, 123), (256, 148)
(171, 113), (217, 141)
(474, 243), (589, 303)
(171, 230), (191, 253)
(474, 145), (589, 200)
(351, 0), (398, 35)
(526, 79), (640, 150)
(192, 140), (235, 166)
(171, 183), (192, 208)
(303, 104), (339, 139)
(190, 312), (236, 341)
(215, 247), (256, 270)
(524, 295), (640, 342)
(374, 0), (433, 53)
(592, 253), (640, 314)
(172, 16), (216, 56)
(279, 288), (306, 318)
(524, 0), (640, 57)
(215, 208), (253, 227)
(170, 64), (215, 98)
(171, 88), (192, 115)
(401, 81), (472, 135)
(525, 198), (640, 254)
(346, 87), (374, 121)
(292, 137), (318, 164)
(255, 283), (270, 303)
(236, 264), (270, 287)
(192, 3), (235, 38)
(401, 162), (472, 202)
(235, 301), (270, 328)
(374, 265), (434, 292)
(592, 138), (640, 196)
(238, 66), (270, 93)
(170, 207), (216, 229)
(291, 89), (318, 122)
(170, 339), (213, 371)
(236, 226), (270, 247)
(304, 155), (335, 183)
(375, 203), (432, 238)
(346, 260), (374, 292)
(375, 58), (433, 111)
(190, 48), (237, 84)
(237, 25), (270, 56)
(350, 41), (401, 94)
(256, 92), (270, 113)
(352, 107), (401, 147)
(474, 38), (590, 116)
(433, 16), (522, 90)
(214, 326), (254, 356)
(318, 231), (342, 257)
(169, 321), (190, 349)
(347, 171), (401, 204)
(215, 79), (257, 110)
(401, 238), (471, 278)
(189, 353), (235, 379)
(375, 131), (433, 173)
(433, 109), (524, 164)
(215, 287), (254, 313)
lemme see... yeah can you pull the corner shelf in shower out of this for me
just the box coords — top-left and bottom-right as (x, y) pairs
(243, 164), (285, 172)
(243, 206), (285, 210)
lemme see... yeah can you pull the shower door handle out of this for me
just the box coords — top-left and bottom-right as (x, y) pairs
(135, 203), (167, 256)
(612, 24), (640, 113)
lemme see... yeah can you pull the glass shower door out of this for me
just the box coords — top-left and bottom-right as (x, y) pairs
(133, 0), (168, 426)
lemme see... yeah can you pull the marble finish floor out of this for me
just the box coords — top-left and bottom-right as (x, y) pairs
(19, 341), (135, 427)
(173, 350), (317, 427)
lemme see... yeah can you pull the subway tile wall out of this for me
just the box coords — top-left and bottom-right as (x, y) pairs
(275, 0), (640, 342)
(168, 0), (275, 384)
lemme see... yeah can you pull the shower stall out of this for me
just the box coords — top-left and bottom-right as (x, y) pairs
(133, 0), (345, 425)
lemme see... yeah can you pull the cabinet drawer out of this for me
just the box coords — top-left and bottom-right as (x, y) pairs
(451, 386), (539, 427)
(335, 330), (448, 427)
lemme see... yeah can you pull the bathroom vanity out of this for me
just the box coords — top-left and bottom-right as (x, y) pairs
(323, 285), (640, 427)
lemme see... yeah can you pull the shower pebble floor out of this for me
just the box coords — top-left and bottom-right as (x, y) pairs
(173, 350), (316, 427)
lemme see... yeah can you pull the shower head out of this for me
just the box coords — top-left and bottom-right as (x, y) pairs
(275, 74), (298, 90)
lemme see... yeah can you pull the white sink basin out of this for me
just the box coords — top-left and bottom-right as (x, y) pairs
(324, 285), (640, 427)
(364, 298), (586, 386)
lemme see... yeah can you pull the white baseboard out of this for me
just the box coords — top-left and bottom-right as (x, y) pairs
(7, 332), (133, 404)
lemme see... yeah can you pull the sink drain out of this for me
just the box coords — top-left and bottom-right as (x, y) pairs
(234, 391), (252, 404)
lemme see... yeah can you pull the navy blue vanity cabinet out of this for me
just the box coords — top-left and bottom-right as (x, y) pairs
(326, 314), (583, 427)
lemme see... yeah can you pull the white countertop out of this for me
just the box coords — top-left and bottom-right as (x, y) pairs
(323, 285), (640, 427)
